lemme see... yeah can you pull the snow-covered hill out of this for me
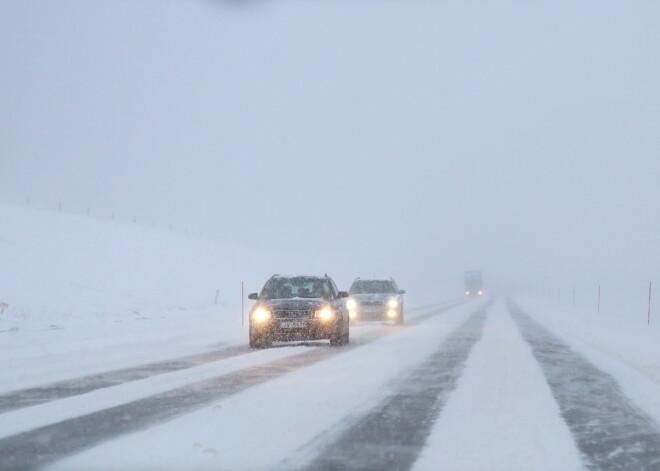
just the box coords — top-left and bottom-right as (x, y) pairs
(0, 201), (289, 339)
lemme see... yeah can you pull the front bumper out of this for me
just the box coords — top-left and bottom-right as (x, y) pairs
(250, 318), (338, 341)
(350, 306), (401, 322)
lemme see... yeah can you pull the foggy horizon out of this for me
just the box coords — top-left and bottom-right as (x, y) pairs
(2, 0), (659, 305)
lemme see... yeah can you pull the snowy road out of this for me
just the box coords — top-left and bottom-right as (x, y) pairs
(510, 302), (660, 470)
(1, 298), (660, 470)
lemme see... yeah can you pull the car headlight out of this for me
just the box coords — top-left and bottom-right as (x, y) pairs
(387, 299), (399, 308)
(316, 307), (336, 321)
(465, 291), (470, 295)
(252, 307), (272, 322)
(346, 299), (357, 310)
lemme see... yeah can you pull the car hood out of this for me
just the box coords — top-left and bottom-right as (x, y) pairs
(350, 294), (397, 302)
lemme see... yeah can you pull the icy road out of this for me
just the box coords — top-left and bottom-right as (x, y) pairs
(2, 299), (660, 471)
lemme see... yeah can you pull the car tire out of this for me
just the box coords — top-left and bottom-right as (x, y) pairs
(330, 323), (348, 347)
(249, 334), (272, 349)
(342, 328), (350, 345)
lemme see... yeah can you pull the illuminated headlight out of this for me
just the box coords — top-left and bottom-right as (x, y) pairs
(346, 299), (357, 310)
(387, 310), (397, 318)
(465, 291), (470, 295)
(252, 307), (272, 322)
(316, 307), (336, 321)
(478, 290), (483, 296)
(387, 299), (399, 308)
(349, 311), (357, 318)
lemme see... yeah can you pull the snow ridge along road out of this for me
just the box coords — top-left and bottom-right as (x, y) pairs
(0, 301), (465, 471)
(509, 301), (660, 470)
(287, 300), (492, 471)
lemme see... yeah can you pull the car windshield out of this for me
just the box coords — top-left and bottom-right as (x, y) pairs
(349, 280), (397, 295)
(260, 277), (333, 299)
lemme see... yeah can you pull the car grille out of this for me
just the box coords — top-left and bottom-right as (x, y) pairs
(273, 309), (313, 319)
(361, 312), (386, 320)
(360, 301), (385, 307)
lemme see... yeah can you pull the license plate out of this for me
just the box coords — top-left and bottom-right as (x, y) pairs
(280, 321), (306, 329)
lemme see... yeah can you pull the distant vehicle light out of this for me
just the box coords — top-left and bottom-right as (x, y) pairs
(478, 290), (483, 296)
(465, 291), (470, 296)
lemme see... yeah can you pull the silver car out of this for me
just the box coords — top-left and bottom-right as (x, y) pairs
(346, 278), (405, 325)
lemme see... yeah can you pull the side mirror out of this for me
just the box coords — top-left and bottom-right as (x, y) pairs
(399, 290), (406, 295)
(338, 291), (349, 298)
(247, 293), (259, 300)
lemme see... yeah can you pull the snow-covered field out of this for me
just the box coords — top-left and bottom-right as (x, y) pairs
(0, 201), (274, 394)
(2, 202), (660, 470)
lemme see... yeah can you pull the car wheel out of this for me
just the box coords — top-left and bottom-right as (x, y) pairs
(330, 324), (347, 347)
(342, 328), (350, 345)
(249, 334), (272, 349)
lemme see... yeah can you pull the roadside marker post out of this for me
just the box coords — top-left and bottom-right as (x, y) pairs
(648, 282), (652, 326)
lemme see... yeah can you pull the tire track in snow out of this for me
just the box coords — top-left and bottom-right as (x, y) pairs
(0, 344), (247, 414)
(293, 301), (491, 471)
(0, 303), (463, 471)
(508, 301), (660, 471)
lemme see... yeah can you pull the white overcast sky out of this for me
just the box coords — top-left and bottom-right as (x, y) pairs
(1, 0), (659, 297)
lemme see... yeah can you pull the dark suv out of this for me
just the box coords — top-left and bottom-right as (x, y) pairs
(248, 275), (350, 348)
(346, 278), (405, 325)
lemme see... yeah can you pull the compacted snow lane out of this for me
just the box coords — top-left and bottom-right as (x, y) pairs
(6, 297), (659, 471)
(0, 343), (247, 414)
(412, 300), (585, 471)
(39, 301), (482, 471)
(0, 300), (466, 418)
(299, 301), (491, 471)
(0, 299), (467, 417)
(0, 301), (467, 471)
(509, 301), (660, 470)
(2, 346), (360, 471)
